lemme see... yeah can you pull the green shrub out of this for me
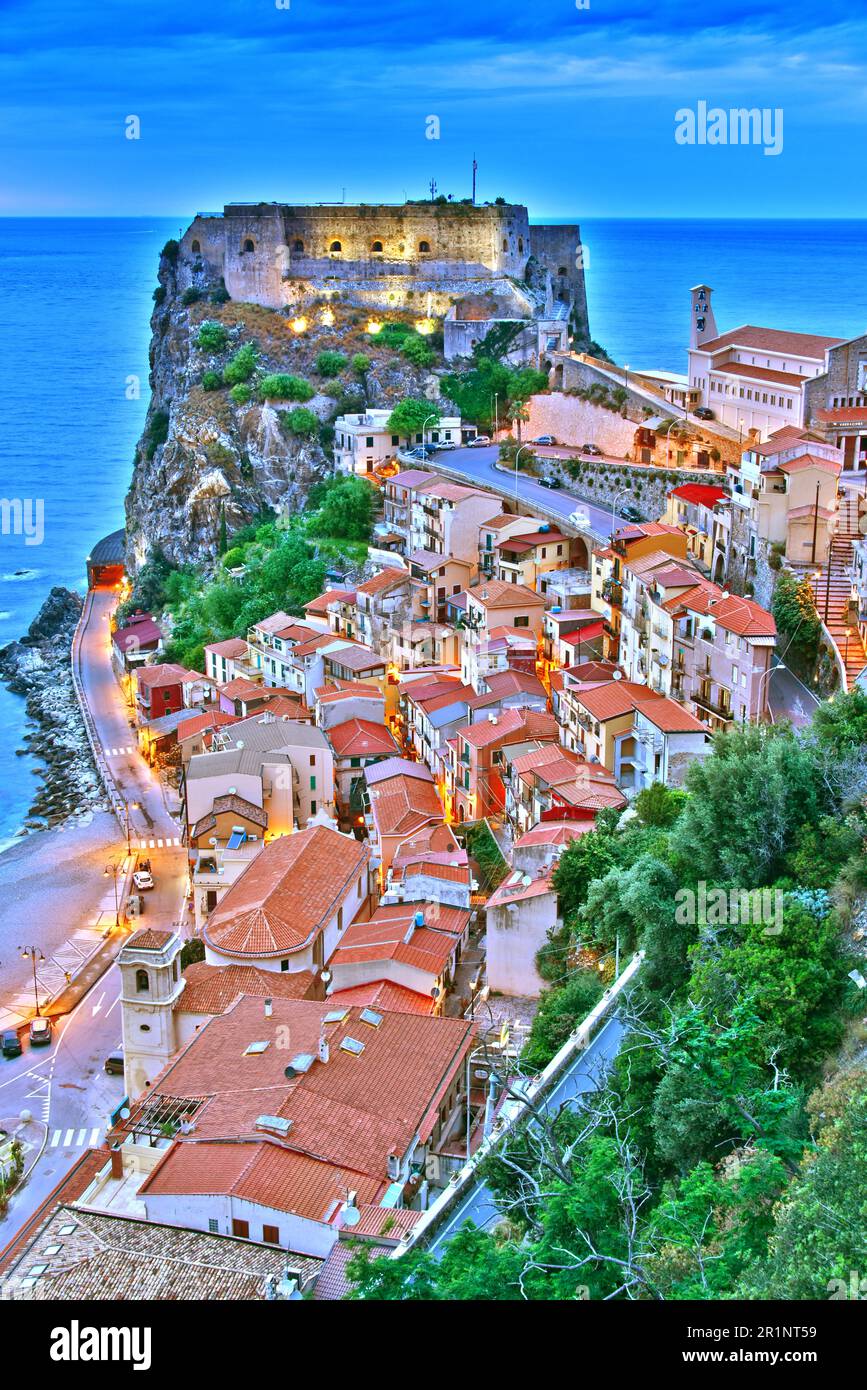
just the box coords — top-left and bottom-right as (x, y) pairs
(144, 410), (170, 458)
(196, 320), (228, 352)
(258, 373), (314, 402)
(282, 407), (319, 436)
(401, 333), (435, 367)
(230, 383), (252, 405)
(161, 239), (180, 262)
(152, 285), (167, 305)
(316, 350), (348, 378)
(352, 353), (371, 375)
(210, 281), (231, 305)
(182, 287), (201, 305)
(221, 546), (247, 570)
(223, 343), (258, 386)
(201, 370), (222, 392)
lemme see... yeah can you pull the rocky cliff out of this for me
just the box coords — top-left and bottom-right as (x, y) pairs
(125, 245), (446, 571)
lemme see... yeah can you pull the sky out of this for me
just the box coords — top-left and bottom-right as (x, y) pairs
(1, 0), (866, 217)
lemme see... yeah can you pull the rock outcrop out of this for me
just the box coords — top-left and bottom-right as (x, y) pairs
(0, 588), (109, 831)
(125, 243), (447, 571)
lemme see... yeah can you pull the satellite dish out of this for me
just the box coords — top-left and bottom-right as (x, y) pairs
(120, 1107), (130, 1119)
(284, 1065), (297, 1080)
(342, 1205), (360, 1227)
(235, 740), (244, 750)
(612, 670), (623, 681)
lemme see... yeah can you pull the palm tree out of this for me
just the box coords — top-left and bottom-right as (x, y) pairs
(508, 399), (530, 443)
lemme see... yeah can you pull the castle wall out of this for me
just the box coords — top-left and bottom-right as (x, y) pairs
(530, 224), (589, 341)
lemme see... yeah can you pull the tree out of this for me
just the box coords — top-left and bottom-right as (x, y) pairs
(551, 828), (619, 922)
(307, 476), (375, 542)
(196, 320), (228, 352)
(771, 570), (821, 679)
(633, 781), (686, 828)
(812, 686), (867, 751)
(258, 373), (314, 402)
(386, 397), (441, 437)
(351, 353), (371, 376)
(670, 725), (830, 887)
(281, 407), (319, 436)
(223, 343), (258, 385)
(316, 350), (347, 378)
(507, 399), (529, 442)
(521, 971), (603, 1068)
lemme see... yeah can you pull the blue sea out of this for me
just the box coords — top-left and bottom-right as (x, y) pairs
(1, 216), (866, 847)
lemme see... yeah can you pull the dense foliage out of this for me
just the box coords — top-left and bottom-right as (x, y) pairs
(348, 711), (867, 1300)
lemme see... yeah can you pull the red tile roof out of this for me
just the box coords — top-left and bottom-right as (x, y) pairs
(355, 568), (409, 598)
(365, 764), (445, 838)
(467, 578), (544, 610)
(697, 324), (843, 359)
(459, 708), (558, 750)
(176, 710), (239, 742)
(113, 618), (162, 652)
(327, 718), (400, 758)
(204, 826), (371, 959)
(205, 637), (249, 660)
(177, 961), (317, 1015)
(332, 902), (468, 973)
(136, 663), (201, 690)
(304, 588), (356, 616)
(669, 483), (728, 506)
(126, 928), (175, 951)
(326, 981), (437, 1016)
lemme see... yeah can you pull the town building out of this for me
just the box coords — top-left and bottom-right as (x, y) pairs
(333, 409), (463, 475)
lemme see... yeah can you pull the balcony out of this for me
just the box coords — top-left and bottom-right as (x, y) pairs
(692, 690), (733, 723)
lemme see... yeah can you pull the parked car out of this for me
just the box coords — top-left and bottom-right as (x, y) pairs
(539, 477), (560, 489)
(619, 504), (645, 523)
(404, 447), (436, 461)
(581, 442), (602, 456)
(467, 435), (491, 447)
(29, 1016), (52, 1047)
(133, 869), (154, 891)
(531, 434), (557, 446)
(433, 440), (457, 451)
(1, 1029), (22, 1059)
(568, 507), (591, 528)
(104, 1050), (125, 1076)
(693, 406), (715, 420)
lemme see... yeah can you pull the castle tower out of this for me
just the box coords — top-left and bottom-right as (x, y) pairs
(690, 284), (718, 349)
(117, 928), (186, 1100)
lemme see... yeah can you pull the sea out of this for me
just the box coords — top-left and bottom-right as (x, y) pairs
(1, 215), (866, 849)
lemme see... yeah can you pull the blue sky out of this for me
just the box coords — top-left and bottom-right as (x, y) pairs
(1, 0), (865, 216)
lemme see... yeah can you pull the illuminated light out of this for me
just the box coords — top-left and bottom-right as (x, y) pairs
(367, 320), (383, 336)
(415, 319), (435, 336)
(320, 308), (335, 327)
(291, 316), (308, 335)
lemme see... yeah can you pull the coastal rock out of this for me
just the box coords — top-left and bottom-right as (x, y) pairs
(0, 587), (110, 832)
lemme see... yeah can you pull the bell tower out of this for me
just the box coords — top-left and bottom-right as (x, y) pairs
(118, 928), (186, 1100)
(690, 284), (718, 349)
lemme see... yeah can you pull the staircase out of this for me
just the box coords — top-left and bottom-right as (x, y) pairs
(815, 492), (866, 691)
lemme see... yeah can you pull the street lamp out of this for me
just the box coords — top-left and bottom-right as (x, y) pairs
(122, 800), (139, 856)
(104, 860), (124, 927)
(421, 413), (439, 458)
(610, 485), (630, 538)
(19, 945), (45, 1016)
(513, 444), (533, 500)
(757, 661), (786, 720)
(492, 393), (499, 441)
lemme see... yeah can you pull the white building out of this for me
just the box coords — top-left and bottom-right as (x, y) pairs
(334, 409), (462, 475)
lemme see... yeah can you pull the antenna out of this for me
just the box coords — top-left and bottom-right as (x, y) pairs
(472, 154), (477, 205)
(429, 177), (437, 201)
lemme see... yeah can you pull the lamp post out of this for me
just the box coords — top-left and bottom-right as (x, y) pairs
(757, 661), (786, 720)
(122, 800), (139, 857)
(104, 860), (123, 928)
(810, 479), (821, 567)
(513, 444), (533, 501)
(610, 486), (630, 539)
(19, 945), (45, 1017)
(421, 413), (439, 458)
(492, 393), (499, 441)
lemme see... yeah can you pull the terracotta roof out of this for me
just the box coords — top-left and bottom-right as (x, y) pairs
(332, 902), (469, 973)
(204, 826), (371, 959)
(355, 568), (409, 598)
(392, 822), (461, 867)
(136, 663), (201, 690)
(576, 680), (664, 722)
(815, 407), (867, 424)
(365, 765), (445, 838)
(190, 792), (268, 840)
(776, 453), (842, 477)
(467, 578), (544, 609)
(388, 467), (436, 490)
(715, 360), (807, 388)
(176, 710), (239, 742)
(113, 618), (162, 652)
(326, 980), (437, 1016)
(218, 676), (266, 700)
(327, 718), (400, 758)
(304, 588), (356, 615)
(128, 995), (476, 1217)
(176, 961), (316, 1014)
(488, 867), (555, 909)
(467, 669), (547, 708)
(126, 928), (175, 951)
(323, 643), (386, 674)
(271, 621), (318, 643)
(458, 708), (558, 750)
(669, 483), (728, 506)
(205, 637), (248, 660)
(669, 586), (777, 638)
(316, 682), (383, 705)
(364, 756), (435, 787)
(514, 821), (594, 848)
(696, 324), (843, 359)
(251, 611), (295, 634)
(563, 659), (620, 684)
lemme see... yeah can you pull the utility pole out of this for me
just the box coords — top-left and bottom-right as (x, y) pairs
(19, 945), (45, 1016)
(429, 178), (437, 202)
(472, 154), (478, 205)
(810, 478), (820, 566)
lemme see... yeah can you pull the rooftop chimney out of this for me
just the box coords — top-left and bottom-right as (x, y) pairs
(318, 1032), (330, 1065)
(264, 997), (273, 1018)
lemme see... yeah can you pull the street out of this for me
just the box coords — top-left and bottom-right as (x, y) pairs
(435, 445), (628, 539)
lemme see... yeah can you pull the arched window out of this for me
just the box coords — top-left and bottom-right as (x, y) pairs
(329, 240), (342, 253)
(242, 238), (255, 253)
(191, 239), (201, 254)
(518, 238), (524, 253)
(135, 969), (149, 993)
(371, 240), (383, 253)
(558, 266), (568, 276)
(502, 238), (508, 251)
(292, 239), (304, 253)
(419, 240), (431, 254)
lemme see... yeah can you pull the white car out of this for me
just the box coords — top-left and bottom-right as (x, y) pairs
(133, 870), (154, 891)
(568, 507), (591, 529)
(467, 435), (491, 447)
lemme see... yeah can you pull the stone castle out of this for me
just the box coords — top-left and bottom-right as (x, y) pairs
(179, 201), (589, 361)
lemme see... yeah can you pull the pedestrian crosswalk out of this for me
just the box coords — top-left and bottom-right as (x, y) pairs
(132, 836), (182, 849)
(49, 1127), (102, 1150)
(105, 745), (136, 757)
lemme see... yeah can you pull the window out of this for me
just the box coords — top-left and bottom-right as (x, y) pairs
(191, 239), (201, 253)
(309, 753), (316, 767)
(391, 435), (399, 445)
(419, 240), (431, 253)
(232, 1219), (250, 1239)
(208, 1218), (219, 1234)
(350, 756), (361, 768)
(292, 239), (304, 253)
(135, 969), (149, 993)
(310, 775), (317, 791)
(280, 959), (289, 971)
(371, 240), (383, 253)
(311, 799), (317, 815)
(263, 1225), (280, 1245)
(502, 238), (508, 251)
(329, 240), (342, 253)
(366, 436), (374, 447)
(242, 238), (255, 253)
(513, 615), (529, 627)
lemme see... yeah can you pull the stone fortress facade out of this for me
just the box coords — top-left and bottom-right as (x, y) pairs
(179, 201), (589, 363)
